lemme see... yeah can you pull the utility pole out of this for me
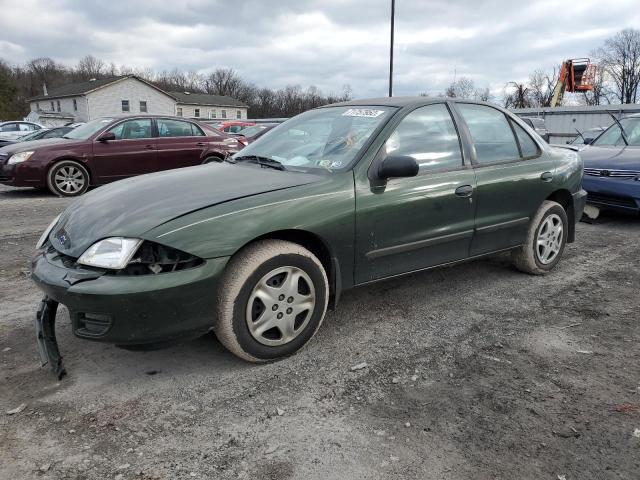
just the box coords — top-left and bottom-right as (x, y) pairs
(389, 0), (395, 97)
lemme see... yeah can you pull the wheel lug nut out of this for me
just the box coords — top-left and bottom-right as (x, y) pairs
(278, 294), (285, 301)
(287, 297), (294, 303)
(286, 308), (293, 314)
(277, 312), (283, 319)
(272, 304), (278, 311)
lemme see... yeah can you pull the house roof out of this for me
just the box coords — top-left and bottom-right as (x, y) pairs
(27, 75), (174, 102)
(169, 91), (248, 108)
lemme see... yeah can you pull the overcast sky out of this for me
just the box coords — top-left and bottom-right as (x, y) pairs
(1, 0), (639, 99)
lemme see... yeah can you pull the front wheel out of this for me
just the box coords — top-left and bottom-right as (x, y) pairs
(214, 240), (329, 362)
(511, 200), (568, 275)
(46, 160), (90, 197)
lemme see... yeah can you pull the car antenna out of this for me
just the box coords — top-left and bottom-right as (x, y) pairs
(607, 112), (629, 146)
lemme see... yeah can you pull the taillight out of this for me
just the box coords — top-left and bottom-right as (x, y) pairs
(238, 137), (248, 146)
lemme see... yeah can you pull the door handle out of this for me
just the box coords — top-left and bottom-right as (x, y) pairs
(455, 185), (474, 197)
(144, 144), (154, 150)
(196, 142), (206, 147)
(541, 171), (553, 182)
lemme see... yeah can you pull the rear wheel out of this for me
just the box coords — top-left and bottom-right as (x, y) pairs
(214, 240), (328, 362)
(511, 200), (568, 275)
(47, 161), (90, 197)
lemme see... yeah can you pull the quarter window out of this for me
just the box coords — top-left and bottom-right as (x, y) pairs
(384, 104), (463, 173)
(121, 100), (130, 112)
(107, 119), (152, 139)
(512, 122), (539, 158)
(457, 103), (519, 163)
(139, 101), (147, 113)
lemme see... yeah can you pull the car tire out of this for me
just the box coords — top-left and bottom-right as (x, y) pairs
(511, 200), (568, 275)
(214, 239), (329, 362)
(46, 160), (90, 197)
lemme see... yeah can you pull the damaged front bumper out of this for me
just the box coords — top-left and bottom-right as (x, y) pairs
(35, 296), (66, 380)
(31, 247), (229, 377)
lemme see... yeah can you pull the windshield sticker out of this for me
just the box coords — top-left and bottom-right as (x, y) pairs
(330, 161), (343, 168)
(342, 108), (385, 118)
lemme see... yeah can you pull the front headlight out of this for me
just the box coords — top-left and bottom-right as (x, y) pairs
(35, 214), (61, 249)
(78, 237), (143, 269)
(8, 151), (35, 165)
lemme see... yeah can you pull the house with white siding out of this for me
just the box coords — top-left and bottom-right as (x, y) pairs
(26, 75), (248, 127)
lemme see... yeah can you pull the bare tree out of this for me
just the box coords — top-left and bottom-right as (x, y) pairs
(594, 28), (640, 104)
(503, 82), (532, 108)
(528, 69), (556, 107)
(444, 77), (475, 99)
(205, 68), (244, 97)
(75, 55), (105, 80)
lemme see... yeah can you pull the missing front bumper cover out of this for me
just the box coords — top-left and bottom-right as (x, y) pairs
(35, 296), (66, 380)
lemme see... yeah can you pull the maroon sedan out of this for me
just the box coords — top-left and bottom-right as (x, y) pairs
(0, 115), (242, 196)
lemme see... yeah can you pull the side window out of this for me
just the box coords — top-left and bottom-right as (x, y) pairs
(512, 121), (540, 158)
(190, 123), (205, 136)
(108, 119), (152, 140)
(1, 123), (18, 132)
(384, 103), (463, 173)
(458, 104), (519, 163)
(157, 119), (197, 137)
(19, 123), (33, 131)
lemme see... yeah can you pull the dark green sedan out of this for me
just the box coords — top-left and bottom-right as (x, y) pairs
(31, 97), (586, 373)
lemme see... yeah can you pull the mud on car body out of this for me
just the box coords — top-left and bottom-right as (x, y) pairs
(31, 97), (586, 376)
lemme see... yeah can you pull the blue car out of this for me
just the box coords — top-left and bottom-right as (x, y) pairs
(580, 114), (640, 215)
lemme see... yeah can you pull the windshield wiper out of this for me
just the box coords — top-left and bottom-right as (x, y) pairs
(608, 112), (629, 146)
(234, 155), (286, 171)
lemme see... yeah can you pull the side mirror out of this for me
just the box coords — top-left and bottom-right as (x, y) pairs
(97, 132), (116, 142)
(378, 155), (419, 179)
(583, 138), (593, 145)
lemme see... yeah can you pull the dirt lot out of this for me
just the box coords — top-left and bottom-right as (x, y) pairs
(1, 184), (639, 480)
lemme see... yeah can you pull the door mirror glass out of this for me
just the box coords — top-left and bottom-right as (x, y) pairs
(583, 138), (593, 145)
(378, 155), (419, 179)
(97, 131), (116, 142)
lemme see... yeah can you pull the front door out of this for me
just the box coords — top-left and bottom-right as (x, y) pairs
(92, 118), (157, 182)
(355, 103), (477, 284)
(452, 103), (558, 256)
(155, 118), (209, 170)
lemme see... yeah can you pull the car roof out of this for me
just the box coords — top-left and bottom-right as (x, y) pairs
(325, 96), (501, 109)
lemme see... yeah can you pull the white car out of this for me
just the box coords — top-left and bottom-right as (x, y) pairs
(0, 121), (45, 141)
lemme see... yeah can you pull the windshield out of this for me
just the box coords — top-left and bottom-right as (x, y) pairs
(18, 130), (44, 141)
(64, 117), (114, 140)
(233, 106), (396, 171)
(593, 117), (640, 146)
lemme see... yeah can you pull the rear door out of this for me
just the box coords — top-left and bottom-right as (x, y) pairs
(452, 103), (557, 256)
(354, 103), (477, 283)
(155, 118), (209, 170)
(91, 118), (157, 182)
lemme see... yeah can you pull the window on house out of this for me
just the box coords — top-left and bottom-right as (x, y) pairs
(121, 100), (130, 112)
(56, 100), (61, 112)
(73, 99), (77, 111)
(139, 101), (147, 113)
(50, 101), (54, 111)
(36, 102), (40, 110)
(221, 109), (227, 119)
(236, 110), (241, 119)
(177, 107), (183, 117)
(194, 108), (200, 118)
(209, 110), (216, 119)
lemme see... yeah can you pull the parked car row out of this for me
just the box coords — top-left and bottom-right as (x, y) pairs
(0, 115), (242, 196)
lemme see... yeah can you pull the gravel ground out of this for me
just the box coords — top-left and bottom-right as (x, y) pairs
(1, 184), (639, 480)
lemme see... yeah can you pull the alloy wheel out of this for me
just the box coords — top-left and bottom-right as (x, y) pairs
(246, 266), (316, 346)
(54, 166), (86, 195)
(536, 213), (563, 265)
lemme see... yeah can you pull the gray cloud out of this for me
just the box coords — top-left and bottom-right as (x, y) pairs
(1, 0), (639, 99)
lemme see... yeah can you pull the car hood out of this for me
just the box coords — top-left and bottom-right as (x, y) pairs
(579, 145), (640, 169)
(50, 163), (322, 258)
(0, 137), (80, 155)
